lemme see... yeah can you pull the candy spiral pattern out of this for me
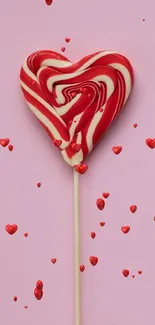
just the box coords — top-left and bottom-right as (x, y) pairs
(20, 50), (134, 166)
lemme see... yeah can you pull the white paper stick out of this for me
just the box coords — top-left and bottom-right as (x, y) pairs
(74, 168), (80, 325)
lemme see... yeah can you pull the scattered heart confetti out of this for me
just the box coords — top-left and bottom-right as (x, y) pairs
(45, 0), (53, 5)
(24, 232), (28, 237)
(65, 38), (71, 43)
(5, 224), (18, 235)
(122, 269), (129, 277)
(89, 256), (98, 266)
(0, 138), (10, 147)
(53, 139), (62, 147)
(146, 138), (155, 149)
(61, 47), (66, 53)
(102, 192), (110, 199)
(138, 270), (142, 275)
(75, 164), (88, 174)
(80, 265), (85, 272)
(71, 143), (82, 152)
(13, 296), (18, 302)
(24, 306), (28, 309)
(130, 205), (137, 213)
(8, 144), (13, 151)
(37, 182), (41, 188)
(133, 123), (137, 128)
(112, 146), (122, 155)
(121, 226), (130, 234)
(132, 275), (135, 278)
(34, 288), (43, 300)
(100, 221), (105, 227)
(36, 280), (43, 290)
(96, 198), (105, 210)
(91, 232), (96, 239)
(51, 258), (57, 264)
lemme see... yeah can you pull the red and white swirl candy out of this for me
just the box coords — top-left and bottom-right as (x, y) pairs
(20, 50), (134, 166)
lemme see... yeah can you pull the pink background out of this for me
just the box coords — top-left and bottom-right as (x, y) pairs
(0, 0), (155, 324)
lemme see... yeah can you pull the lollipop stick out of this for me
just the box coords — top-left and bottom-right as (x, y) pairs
(73, 168), (80, 325)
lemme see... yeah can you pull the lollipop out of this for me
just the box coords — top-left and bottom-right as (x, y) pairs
(20, 50), (133, 325)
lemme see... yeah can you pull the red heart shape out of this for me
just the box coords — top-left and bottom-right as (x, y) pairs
(122, 269), (129, 277)
(20, 50), (133, 166)
(5, 224), (18, 235)
(0, 138), (10, 147)
(112, 145), (122, 155)
(89, 256), (98, 266)
(121, 225), (130, 234)
(146, 138), (155, 149)
(34, 288), (43, 300)
(75, 164), (88, 174)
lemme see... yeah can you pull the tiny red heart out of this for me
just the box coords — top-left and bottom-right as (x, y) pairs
(91, 232), (96, 239)
(72, 143), (82, 152)
(122, 269), (129, 277)
(80, 265), (85, 272)
(5, 224), (18, 235)
(112, 146), (122, 155)
(133, 123), (138, 128)
(13, 296), (18, 302)
(121, 226), (130, 234)
(146, 138), (155, 149)
(36, 280), (43, 290)
(65, 38), (70, 43)
(75, 164), (88, 174)
(96, 198), (105, 210)
(8, 144), (13, 151)
(24, 232), (28, 237)
(138, 270), (142, 275)
(0, 138), (10, 147)
(132, 275), (135, 278)
(24, 306), (28, 309)
(130, 205), (137, 213)
(53, 139), (62, 147)
(102, 192), (110, 199)
(89, 256), (98, 266)
(45, 0), (53, 5)
(61, 47), (66, 53)
(100, 221), (105, 227)
(37, 182), (41, 188)
(51, 258), (57, 264)
(34, 288), (43, 300)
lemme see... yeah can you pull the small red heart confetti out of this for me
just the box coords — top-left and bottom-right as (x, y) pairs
(36, 280), (43, 290)
(138, 270), (142, 275)
(89, 256), (98, 266)
(61, 47), (66, 53)
(0, 138), (10, 147)
(24, 306), (28, 309)
(96, 198), (105, 210)
(112, 146), (122, 155)
(8, 144), (13, 151)
(51, 258), (57, 264)
(37, 182), (41, 188)
(91, 232), (96, 239)
(130, 205), (137, 213)
(80, 265), (85, 272)
(132, 275), (135, 278)
(72, 143), (82, 152)
(45, 0), (53, 5)
(154, 216), (155, 221)
(13, 296), (18, 302)
(34, 288), (43, 300)
(65, 38), (70, 43)
(53, 139), (62, 147)
(24, 232), (28, 237)
(121, 226), (130, 234)
(146, 138), (155, 149)
(122, 269), (129, 277)
(102, 192), (110, 199)
(100, 221), (105, 227)
(5, 224), (18, 235)
(75, 164), (88, 174)
(133, 123), (138, 128)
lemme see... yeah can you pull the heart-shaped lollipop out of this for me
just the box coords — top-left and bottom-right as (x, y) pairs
(20, 50), (133, 166)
